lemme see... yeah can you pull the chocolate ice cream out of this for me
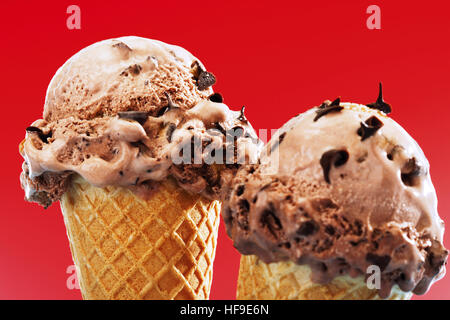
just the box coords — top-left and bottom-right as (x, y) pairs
(20, 37), (262, 207)
(224, 88), (447, 297)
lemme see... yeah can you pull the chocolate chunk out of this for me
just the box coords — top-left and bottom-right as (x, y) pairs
(314, 97), (343, 121)
(401, 157), (422, 186)
(320, 149), (349, 183)
(297, 220), (319, 236)
(357, 116), (384, 141)
(166, 123), (176, 143)
(366, 253), (391, 271)
(366, 83), (391, 114)
(197, 71), (216, 90)
(209, 93), (223, 103)
(26, 126), (52, 143)
(118, 111), (149, 125)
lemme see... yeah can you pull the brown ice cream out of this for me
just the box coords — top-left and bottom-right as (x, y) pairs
(20, 37), (261, 207)
(224, 93), (448, 298)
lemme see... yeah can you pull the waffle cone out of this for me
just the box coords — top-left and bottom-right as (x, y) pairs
(237, 255), (412, 300)
(60, 175), (221, 300)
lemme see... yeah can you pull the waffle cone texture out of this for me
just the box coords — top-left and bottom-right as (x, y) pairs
(237, 255), (412, 300)
(60, 175), (221, 300)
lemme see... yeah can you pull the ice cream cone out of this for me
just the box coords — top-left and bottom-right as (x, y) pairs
(60, 175), (221, 300)
(236, 255), (412, 300)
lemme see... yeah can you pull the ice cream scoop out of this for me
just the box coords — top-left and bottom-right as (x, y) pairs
(19, 36), (262, 300)
(20, 36), (261, 208)
(224, 87), (448, 298)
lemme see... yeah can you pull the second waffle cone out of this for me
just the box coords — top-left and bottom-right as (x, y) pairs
(237, 255), (412, 300)
(60, 175), (221, 299)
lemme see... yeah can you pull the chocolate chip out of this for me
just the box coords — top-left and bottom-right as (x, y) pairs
(238, 199), (250, 212)
(314, 97), (343, 121)
(120, 64), (142, 76)
(236, 185), (245, 196)
(166, 123), (176, 143)
(325, 225), (335, 235)
(320, 149), (349, 183)
(329, 97), (341, 106)
(209, 93), (223, 103)
(156, 106), (168, 117)
(112, 41), (132, 51)
(260, 206), (283, 238)
(119, 171), (124, 176)
(164, 92), (178, 109)
(401, 157), (422, 186)
(279, 132), (286, 144)
(156, 93), (178, 117)
(238, 106), (248, 123)
(118, 111), (149, 125)
(270, 132), (287, 153)
(214, 122), (227, 136)
(357, 116), (384, 141)
(366, 253), (391, 271)
(297, 220), (319, 236)
(191, 61), (204, 80)
(26, 126), (52, 143)
(366, 83), (391, 114)
(197, 71), (216, 90)
(230, 126), (245, 139)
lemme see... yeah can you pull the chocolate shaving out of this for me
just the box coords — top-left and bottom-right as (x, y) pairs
(166, 123), (176, 143)
(26, 126), (52, 143)
(401, 157), (422, 186)
(366, 83), (391, 114)
(357, 116), (384, 141)
(118, 111), (149, 125)
(314, 97), (343, 121)
(320, 149), (349, 183)
(209, 93), (223, 103)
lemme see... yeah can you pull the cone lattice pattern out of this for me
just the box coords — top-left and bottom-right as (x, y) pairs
(237, 255), (412, 300)
(60, 176), (221, 300)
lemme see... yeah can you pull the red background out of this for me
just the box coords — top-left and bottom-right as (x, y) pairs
(1, 0), (449, 299)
